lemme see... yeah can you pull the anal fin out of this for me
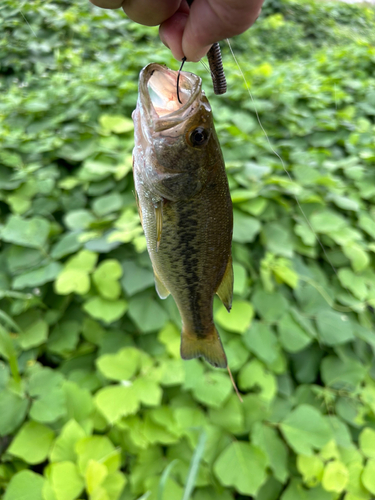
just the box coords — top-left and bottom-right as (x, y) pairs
(216, 255), (234, 312)
(154, 272), (170, 299)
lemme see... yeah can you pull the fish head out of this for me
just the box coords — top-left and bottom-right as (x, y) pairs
(133, 63), (222, 177)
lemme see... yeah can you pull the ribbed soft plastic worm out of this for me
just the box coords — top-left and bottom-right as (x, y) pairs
(206, 42), (227, 94)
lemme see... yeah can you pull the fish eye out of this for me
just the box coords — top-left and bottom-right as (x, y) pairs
(189, 127), (209, 147)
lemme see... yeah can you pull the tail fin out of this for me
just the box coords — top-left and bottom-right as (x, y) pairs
(180, 325), (227, 368)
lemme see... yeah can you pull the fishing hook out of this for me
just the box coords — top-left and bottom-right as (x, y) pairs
(177, 56), (187, 104)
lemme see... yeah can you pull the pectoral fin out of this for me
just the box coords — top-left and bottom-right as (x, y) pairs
(154, 202), (163, 252)
(154, 272), (170, 299)
(216, 255), (233, 312)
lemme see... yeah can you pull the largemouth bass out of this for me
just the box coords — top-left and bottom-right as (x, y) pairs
(132, 63), (233, 369)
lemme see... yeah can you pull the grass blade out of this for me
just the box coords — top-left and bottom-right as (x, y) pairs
(0, 309), (22, 333)
(182, 431), (207, 500)
(157, 459), (179, 500)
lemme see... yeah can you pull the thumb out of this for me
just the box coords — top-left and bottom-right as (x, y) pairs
(182, 0), (263, 62)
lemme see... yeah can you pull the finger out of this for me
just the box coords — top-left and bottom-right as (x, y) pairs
(159, 1), (190, 60)
(182, 0), (263, 61)
(121, 0), (181, 27)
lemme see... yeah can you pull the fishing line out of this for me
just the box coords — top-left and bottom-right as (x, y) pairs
(199, 59), (214, 77)
(19, 9), (37, 38)
(225, 38), (343, 285)
(227, 366), (243, 403)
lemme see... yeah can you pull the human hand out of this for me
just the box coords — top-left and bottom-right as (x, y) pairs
(89, 0), (263, 62)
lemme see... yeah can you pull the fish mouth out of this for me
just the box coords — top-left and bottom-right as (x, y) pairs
(138, 63), (202, 130)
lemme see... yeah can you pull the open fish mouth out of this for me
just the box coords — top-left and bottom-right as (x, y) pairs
(148, 68), (189, 117)
(138, 64), (202, 125)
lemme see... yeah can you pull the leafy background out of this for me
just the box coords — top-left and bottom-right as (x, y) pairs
(1, 0), (375, 499)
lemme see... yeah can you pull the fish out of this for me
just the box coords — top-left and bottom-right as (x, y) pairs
(132, 63), (233, 369)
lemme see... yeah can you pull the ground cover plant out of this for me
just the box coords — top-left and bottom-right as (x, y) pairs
(1, 0), (375, 498)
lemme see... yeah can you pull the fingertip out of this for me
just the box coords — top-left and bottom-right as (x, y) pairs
(160, 35), (170, 50)
(181, 25), (211, 61)
(180, 3), (213, 62)
(159, 12), (188, 61)
(89, 0), (123, 8)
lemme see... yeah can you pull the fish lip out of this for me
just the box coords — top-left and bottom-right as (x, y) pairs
(138, 63), (202, 132)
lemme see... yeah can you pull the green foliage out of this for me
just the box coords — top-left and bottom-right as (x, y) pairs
(213, 442), (268, 495)
(1, 0), (375, 499)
